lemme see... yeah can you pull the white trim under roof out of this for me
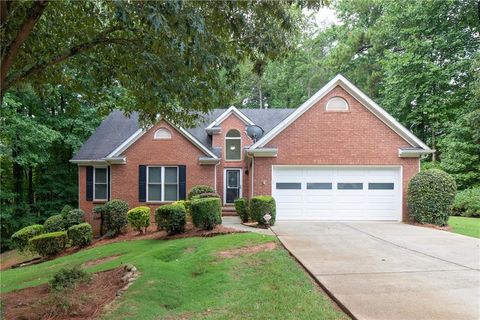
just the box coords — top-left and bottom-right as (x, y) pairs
(249, 74), (432, 153)
(206, 106), (255, 129)
(399, 148), (435, 158)
(105, 119), (219, 159)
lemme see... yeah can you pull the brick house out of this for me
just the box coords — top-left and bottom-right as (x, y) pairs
(71, 75), (432, 233)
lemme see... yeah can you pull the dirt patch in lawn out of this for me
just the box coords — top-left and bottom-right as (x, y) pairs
(218, 242), (277, 259)
(82, 254), (122, 268)
(1, 267), (130, 320)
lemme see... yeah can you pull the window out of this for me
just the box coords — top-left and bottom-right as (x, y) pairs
(94, 167), (108, 200)
(154, 128), (172, 140)
(338, 183), (363, 190)
(307, 183), (332, 190)
(225, 129), (241, 160)
(368, 183), (394, 190)
(276, 183), (302, 190)
(326, 97), (349, 111)
(147, 166), (178, 202)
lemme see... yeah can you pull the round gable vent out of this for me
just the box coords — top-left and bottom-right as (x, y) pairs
(326, 97), (349, 111)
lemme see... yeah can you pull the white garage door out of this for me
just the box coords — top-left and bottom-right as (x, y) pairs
(272, 166), (402, 221)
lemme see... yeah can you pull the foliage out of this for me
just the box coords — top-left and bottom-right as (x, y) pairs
(93, 205), (109, 235)
(407, 170), (457, 226)
(187, 185), (216, 200)
(60, 205), (74, 218)
(43, 214), (66, 232)
(49, 266), (91, 292)
(103, 199), (129, 237)
(29, 231), (68, 257)
(190, 198), (222, 230)
(155, 204), (187, 235)
(250, 196), (277, 226)
(127, 206), (151, 233)
(234, 198), (250, 223)
(448, 217), (480, 239)
(10, 224), (45, 252)
(190, 192), (221, 200)
(63, 209), (85, 229)
(67, 223), (93, 248)
(452, 188), (480, 218)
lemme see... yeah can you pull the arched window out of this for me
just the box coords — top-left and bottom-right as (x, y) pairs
(326, 97), (349, 112)
(154, 128), (172, 140)
(225, 129), (241, 160)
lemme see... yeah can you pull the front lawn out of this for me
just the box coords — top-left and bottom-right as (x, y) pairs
(0, 233), (346, 319)
(448, 216), (480, 238)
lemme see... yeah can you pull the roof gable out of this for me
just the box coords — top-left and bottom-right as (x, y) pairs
(206, 106), (254, 128)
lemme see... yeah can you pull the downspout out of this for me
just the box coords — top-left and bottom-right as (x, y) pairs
(251, 156), (255, 197)
(214, 162), (220, 192)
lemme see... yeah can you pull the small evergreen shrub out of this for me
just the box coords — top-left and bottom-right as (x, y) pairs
(104, 199), (129, 237)
(250, 196), (276, 226)
(29, 231), (68, 257)
(190, 197), (221, 230)
(44, 214), (66, 232)
(64, 209), (85, 229)
(93, 205), (108, 235)
(127, 206), (151, 233)
(49, 266), (91, 291)
(11, 224), (45, 252)
(408, 169), (457, 226)
(60, 205), (74, 218)
(67, 223), (93, 248)
(155, 203), (186, 234)
(452, 187), (480, 217)
(187, 185), (215, 200)
(234, 198), (250, 223)
(190, 192), (221, 200)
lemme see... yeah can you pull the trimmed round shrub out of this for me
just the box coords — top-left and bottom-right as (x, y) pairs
(93, 205), (109, 236)
(190, 192), (221, 200)
(155, 203), (186, 234)
(64, 209), (85, 229)
(190, 197), (221, 230)
(127, 206), (151, 233)
(104, 199), (129, 237)
(452, 187), (480, 217)
(250, 196), (276, 226)
(187, 185), (215, 200)
(29, 231), (68, 257)
(44, 214), (66, 232)
(408, 169), (457, 226)
(60, 204), (74, 218)
(67, 223), (93, 248)
(234, 198), (250, 223)
(11, 224), (45, 252)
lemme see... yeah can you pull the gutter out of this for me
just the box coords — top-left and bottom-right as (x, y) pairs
(198, 157), (221, 165)
(398, 148), (435, 158)
(69, 157), (126, 165)
(246, 147), (278, 157)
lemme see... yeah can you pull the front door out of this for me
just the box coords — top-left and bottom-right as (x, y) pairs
(225, 169), (241, 204)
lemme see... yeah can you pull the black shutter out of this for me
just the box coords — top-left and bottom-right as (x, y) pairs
(86, 166), (93, 201)
(107, 166), (111, 201)
(139, 165), (147, 202)
(178, 165), (186, 200)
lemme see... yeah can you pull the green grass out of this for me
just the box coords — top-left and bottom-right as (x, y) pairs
(448, 216), (480, 238)
(0, 233), (346, 320)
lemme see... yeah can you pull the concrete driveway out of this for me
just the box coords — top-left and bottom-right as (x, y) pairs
(272, 222), (480, 320)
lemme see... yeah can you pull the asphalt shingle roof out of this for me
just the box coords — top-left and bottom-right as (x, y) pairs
(72, 108), (295, 161)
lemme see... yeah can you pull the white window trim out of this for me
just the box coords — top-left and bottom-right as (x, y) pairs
(225, 130), (242, 161)
(93, 166), (108, 201)
(326, 96), (349, 112)
(154, 127), (172, 140)
(146, 166), (179, 202)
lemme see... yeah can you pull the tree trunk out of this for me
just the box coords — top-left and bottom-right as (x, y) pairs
(12, 161), (24, 205)
(28, 167), (34, 205)
(258, 83), (263, 109)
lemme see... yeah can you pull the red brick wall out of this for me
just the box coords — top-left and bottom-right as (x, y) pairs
(212, 113), (253, 204)
(252, 85), (419, 221)
(79, 120), (215, 234)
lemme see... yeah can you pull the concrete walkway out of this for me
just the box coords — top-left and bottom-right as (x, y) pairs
(272, 221), (480, 320)
(222, 216), (275, 236)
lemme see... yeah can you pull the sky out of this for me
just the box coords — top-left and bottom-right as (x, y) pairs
(308, 7), (340, 30)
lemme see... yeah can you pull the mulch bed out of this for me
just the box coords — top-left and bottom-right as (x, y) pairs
(1, 267), (127, 320)
(408, 222), (451, 231)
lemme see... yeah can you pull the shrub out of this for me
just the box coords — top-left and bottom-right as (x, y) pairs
(29, 231), (68, 257)
(190, 197), (221, 230)
(67, 223), (93, 248)
(408, 169), (457, 226)
(190, 192), (221, 200)
(64, 209), (85, 229)
(155, 203), (186, 234)
(60, 205), (74, 218)
(127, 206), (151, 233)
(250, 196), (276, 226)
(187, 185), (215, 200)
(44, 214), (66, 232)
(452, 188), (480, 217)
(49, 266), (91, 291)
(11, 224), (45, 252)
(104, 199), (129, 237)
(234, 198), (250, 223)
(93, 205), (108, 235)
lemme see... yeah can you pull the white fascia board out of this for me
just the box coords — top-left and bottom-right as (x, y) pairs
(249, 74), (432, 152)
(107, 128), (145, 158)
(206, 106), (254, 129)
(198, 157), (221, 165)
(399, 148), (435, 158)
(69, 159), (108, 165)
(177, 126), (219, 159)
(247, 148), (278, 157)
